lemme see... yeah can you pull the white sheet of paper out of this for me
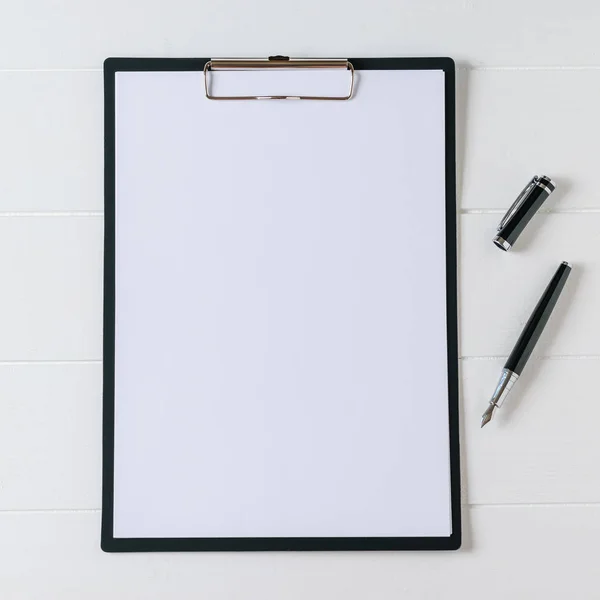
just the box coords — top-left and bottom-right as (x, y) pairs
(112, 67), (451, 539)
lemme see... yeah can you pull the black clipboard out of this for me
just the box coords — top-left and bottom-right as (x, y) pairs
(102, 56), (460, 552)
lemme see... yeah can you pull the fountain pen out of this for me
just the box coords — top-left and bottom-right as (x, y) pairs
(481, 261), (572, 427)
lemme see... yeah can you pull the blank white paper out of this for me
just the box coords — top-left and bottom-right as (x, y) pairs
(112, 67), (451, 539)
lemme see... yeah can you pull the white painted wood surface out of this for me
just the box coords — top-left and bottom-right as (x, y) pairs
(0, 72), (103, 212)
(1, 508), (599, 599)
(0, 217), (102, 360)
(3, 1), (600, 68)
(1, 0), (599, 596)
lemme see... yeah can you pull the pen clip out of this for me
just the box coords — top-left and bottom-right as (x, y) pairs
(498, 176), (538, 231)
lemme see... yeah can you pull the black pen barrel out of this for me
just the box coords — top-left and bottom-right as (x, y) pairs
(504, 262), (571, 374)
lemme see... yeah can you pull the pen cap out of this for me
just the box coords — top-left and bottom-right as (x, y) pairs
(493, 176), (556, 251)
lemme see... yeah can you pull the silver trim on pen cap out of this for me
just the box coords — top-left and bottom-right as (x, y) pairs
(492, 235), (511, 251)
(535, 175), (556, 193)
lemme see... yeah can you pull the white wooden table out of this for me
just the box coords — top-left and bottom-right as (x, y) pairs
(1, 1), (599, 597)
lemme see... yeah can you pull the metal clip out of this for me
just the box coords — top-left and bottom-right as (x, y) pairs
(498, 176), (539, 231)
(204, 57), (355, 101)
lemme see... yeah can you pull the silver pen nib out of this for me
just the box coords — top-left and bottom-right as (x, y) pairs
(481, 403), (495, 428)
(481, 368), (519, 429)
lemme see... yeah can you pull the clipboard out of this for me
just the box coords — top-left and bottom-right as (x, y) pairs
(102, 56), (460, 552)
